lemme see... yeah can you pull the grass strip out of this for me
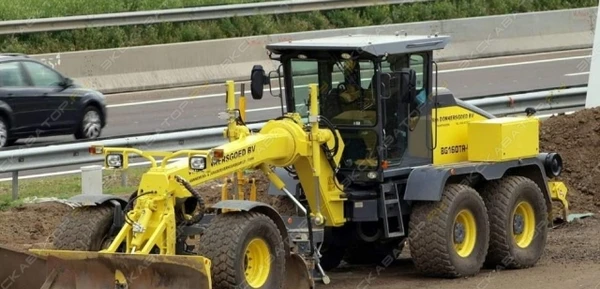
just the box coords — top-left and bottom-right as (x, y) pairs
(0, 166), (147, 210)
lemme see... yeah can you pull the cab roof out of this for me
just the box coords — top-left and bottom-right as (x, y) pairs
(266, 34), (450, 57)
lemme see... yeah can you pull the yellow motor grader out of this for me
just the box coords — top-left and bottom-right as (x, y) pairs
(8, 34), (570, 289)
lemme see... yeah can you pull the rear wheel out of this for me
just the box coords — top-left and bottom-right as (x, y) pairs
(344, 239), (404, 265)
(197, 211), (286, 289)
(52, 205), (114, 250)
(480, 176), (548, 269)
(75, 106), (102, 140)
(408, 184), (489, 278)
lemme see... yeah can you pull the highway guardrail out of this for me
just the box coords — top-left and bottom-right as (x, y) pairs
(0, 86), (587, 199)
(1, 0), (432, 35)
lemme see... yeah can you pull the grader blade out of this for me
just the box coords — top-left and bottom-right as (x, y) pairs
(30, 249), (211, 289)
(0, 245), (47, 289)
(284, 253), (315, 289)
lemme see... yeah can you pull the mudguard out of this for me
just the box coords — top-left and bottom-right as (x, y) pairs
(67, 194), (129, 237)
(404, 157), (550, 203)
(67, 194), (128, 207)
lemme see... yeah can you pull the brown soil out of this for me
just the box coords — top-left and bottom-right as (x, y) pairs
(540, 107), (600, 215)
(0, 202), (72, 252)
(193, 170), (299, 215)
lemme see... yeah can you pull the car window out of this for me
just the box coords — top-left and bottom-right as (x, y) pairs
(22, 61), (63, 87)
(0, 62), (26, 87)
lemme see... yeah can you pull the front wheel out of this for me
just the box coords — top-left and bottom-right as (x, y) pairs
(197, 211), (286, 289)
(75, 106), (102, 140)
(408, 184), (490, 278)
(52, 205), (114, 250)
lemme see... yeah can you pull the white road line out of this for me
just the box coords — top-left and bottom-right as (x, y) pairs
(565, 71), (590, 77)
(440, 55), (590, 73)
(107, 54), (592, 109)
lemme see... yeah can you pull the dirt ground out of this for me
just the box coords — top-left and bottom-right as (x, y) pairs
(2, 108), (600, 288)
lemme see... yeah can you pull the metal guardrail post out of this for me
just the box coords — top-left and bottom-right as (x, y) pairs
(81, 165), (103, 195)
(121, 169), (128, 187)
(11, 171), (18, 200)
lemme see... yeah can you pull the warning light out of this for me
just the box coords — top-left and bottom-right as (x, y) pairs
(89, 145), (103, 154)
(213, 149), (224, 159)
(381, 160), (389, 169)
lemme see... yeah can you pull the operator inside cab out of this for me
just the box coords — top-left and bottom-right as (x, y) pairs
(334, 59), (376, 122)
(326, 54), (428, 166)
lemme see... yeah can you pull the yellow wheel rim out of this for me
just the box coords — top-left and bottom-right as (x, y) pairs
(244, 238), (271, 288)
(453, 209), (477, 257)
(512, 201), (536, 248)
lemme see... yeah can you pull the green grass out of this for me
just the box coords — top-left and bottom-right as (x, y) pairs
(0, 167), (148, 210)
(0, 0), (596, 54)
(0, 0), (275, 20)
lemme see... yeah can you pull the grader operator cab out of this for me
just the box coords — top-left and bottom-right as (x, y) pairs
(13, 34), (569, 289)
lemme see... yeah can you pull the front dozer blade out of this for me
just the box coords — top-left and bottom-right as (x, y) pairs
(29, 249), (211, 289)
(284, 253), (315, 289)
(0, 245), (48, 289)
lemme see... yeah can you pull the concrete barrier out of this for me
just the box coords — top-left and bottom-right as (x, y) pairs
(28, 7), (598, 95)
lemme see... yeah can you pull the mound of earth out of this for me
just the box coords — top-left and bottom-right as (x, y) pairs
(0, 202), (73, 252)
(193, 170), (298, 215)
(539, 107), (600, 215)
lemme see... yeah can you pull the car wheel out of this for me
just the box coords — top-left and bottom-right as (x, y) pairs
(75, 106), (102, 140)
(0, 117), (9, 148)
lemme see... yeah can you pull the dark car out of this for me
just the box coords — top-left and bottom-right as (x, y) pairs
(0, 53), (107, 148)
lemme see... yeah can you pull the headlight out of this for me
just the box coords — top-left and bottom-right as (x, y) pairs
(106, 154), (123, 168)
(189, 156), (206, 170)
(367, 171), (378, 179)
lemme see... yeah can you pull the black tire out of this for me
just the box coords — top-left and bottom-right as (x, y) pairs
(317, 226), (351, 271)
(0, 116), (10, 148)
(6, 138), (17, 146)
(52, 205), (114, 250)
(408, 184), (490, 278)
(75, 105), (102, 140)
(197, 211), (286, 289)
(480, 176), (548, 269)
(344, 239), (404, 265)
(318, 242), (346, 270)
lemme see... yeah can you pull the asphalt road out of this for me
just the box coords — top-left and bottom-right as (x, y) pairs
(0, 48), (592, 181)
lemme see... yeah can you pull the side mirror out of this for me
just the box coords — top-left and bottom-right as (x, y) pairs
(250, 65), (268, 100)
(60, 77), (73, 87)
(399, 68), (417, 104)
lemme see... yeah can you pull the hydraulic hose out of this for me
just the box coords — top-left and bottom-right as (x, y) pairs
(175, 175), (206, 225)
